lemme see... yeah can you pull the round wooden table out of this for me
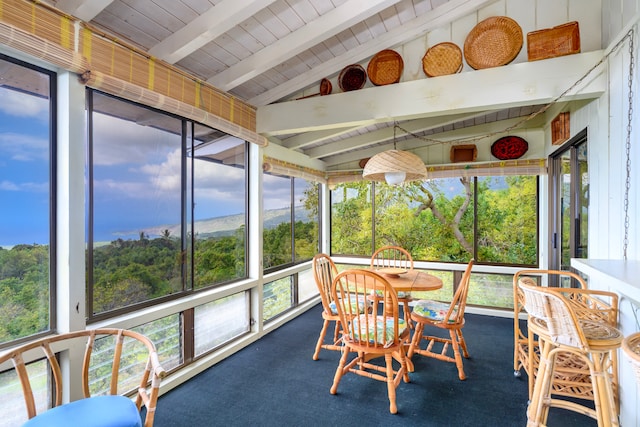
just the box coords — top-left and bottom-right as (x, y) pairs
(369, 268), (443, 294)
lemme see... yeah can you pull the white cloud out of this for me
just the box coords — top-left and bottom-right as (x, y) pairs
(92, 113), (180, 166)
(0, 133), (48, 162)
(0, 88), (49, 118)
(0, 179), (47, 192)
(142, 149), (182, 192)
(0, 180), (19, 190)
(262, 173), (292, 210)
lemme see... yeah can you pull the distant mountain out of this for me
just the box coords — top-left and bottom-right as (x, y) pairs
(139, 206), (312, 239)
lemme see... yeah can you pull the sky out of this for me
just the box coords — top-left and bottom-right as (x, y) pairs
(0, 86), (51, 247)
(0, 84), (296, 247)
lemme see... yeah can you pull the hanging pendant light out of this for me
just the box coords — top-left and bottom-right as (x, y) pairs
(362, 123), (427, 185)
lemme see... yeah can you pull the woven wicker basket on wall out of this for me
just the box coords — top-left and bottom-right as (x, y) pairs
(422, 42), (463, 77)
(527, 21), (580, 61)
(338, 64), (367, 91)
(464, 16), (523, 70)
(367, 49), (404, 86)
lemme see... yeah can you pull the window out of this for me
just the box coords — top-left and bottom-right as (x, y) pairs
(194, 292), (250, 357)
(88, 92), (184, 316)
(330, 181), (372, 255)
(549, 131), (588, 273)
(262, 173), (292, 269)
(87, 314), (182, 396)
(331, 175), (538, 265)
(0, 55), (55, 345)
(262, 173), (319, 271)
(476, 176), (538, 265)
(293, 177), (319, 263)
(87, 91), (249, 320)
(0, 359), (49, 426)
(190, 124), (247, 289)
(263, 276), (293, 321)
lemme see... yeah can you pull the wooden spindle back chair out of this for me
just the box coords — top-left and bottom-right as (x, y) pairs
(330, 269), (410, 414)
(370, 245), (414, 327)
(407, 259), (474, 380)
(311, 253), (343, 360)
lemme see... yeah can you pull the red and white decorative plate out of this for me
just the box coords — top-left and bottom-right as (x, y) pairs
(491, 136), (528, 160)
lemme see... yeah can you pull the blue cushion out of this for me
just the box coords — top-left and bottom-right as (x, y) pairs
(22, 395), (142, 427)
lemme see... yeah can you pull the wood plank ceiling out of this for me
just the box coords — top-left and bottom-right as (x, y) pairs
(45, 0), (561, 169)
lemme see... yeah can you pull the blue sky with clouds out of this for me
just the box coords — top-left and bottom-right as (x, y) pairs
(0, 86), (51, 247)
(0, 83), (298, 246)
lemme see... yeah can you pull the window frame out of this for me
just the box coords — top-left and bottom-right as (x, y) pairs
(330, 175), (540, 267)
(0, 54), (57, 348)
(85, 89), (250, 323)
(262, 175), (321, 274)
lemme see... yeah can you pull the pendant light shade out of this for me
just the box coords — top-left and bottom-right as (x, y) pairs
(362, 123), (427, 185)
(362, 149), (427, 184)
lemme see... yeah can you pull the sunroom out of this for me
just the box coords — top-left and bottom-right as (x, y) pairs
(0, 0), (639, 425)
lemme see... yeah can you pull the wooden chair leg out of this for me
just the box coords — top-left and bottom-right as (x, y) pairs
(402, 300), (413, 329)
(313, 319), (330, 360)
(456, 328), (469, 358)
(330, 346), (350, 394)
(591, 352), (619, 427)
(527, 340), (554, 427)
(385, 354), (398, 414)
(407, 322), (424, 360)
(333, 321), (341, 344)
(449, 329), (466, 380)
(527, 327), (536, 400)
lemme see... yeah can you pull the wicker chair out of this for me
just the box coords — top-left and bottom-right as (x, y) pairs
(311, 253), (343, 360)
(622, 332), (640, 387)
(0, 328), (166, 427)
(330, 269), (410, 414)
(518, 280), (622, 426)
(513, 269), (588, 398)
(514, 271), (619, 406)
(407, 259), (474, 380)
(370, 246), (414, 327)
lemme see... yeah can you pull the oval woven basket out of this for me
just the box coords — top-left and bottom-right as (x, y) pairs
(422, 42), (463, 77)
(464, 16), (523, 70)
(339, 64), (367, 91)
(367, 49), (404, 85)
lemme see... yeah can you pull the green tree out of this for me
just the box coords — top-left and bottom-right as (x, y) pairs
(330, 181), (372, 255)
(330, 175), (537, 264)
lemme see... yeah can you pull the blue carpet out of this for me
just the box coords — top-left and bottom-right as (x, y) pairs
(154, 304), (595, 426)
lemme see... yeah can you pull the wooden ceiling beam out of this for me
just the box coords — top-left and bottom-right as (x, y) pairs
(257, 51), (606, 135)
(148, 0), (278, 64)
(207, 0), (402, 91)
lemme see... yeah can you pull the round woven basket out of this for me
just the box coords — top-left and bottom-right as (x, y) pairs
(464, 16), (523, 70)
(339, 64), (367, 91)
(422, 42), (463, 77)
(622, 332), (640, 387)
(367, 49), (404, 85)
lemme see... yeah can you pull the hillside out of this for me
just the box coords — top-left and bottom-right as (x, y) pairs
(139, 206), (312, 239)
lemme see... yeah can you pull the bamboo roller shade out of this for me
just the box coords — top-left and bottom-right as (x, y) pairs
(0, 0), (264, 146)
(263, 157), (327, 183)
